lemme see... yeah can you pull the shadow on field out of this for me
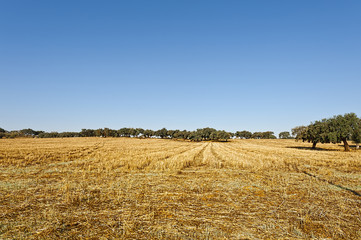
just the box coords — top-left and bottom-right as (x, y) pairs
(286, 146), (340, 152)
(303, 171), (361, 197)
(338, 144), (359, 149)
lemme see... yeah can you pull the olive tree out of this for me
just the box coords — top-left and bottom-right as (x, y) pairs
(279, 131), (291, 139)
(326, 113), (359, 151)
(305, 119), (329, 149)
(291, 126), (307, 141)
(235, 130), (252, 139)
(299, 113), (360, 151)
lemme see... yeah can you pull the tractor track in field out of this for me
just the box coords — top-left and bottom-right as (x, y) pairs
(134, 143), (205, 170)
(186, 142), (209, 168)
(121, 144), (195, 161)
(61, 141), (196, 170)
(302, 170), (361, 197)
(209, 143), (227, 168)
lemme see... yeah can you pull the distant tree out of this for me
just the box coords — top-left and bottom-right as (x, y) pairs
(173, 130), (189, 140)
(7, 131), (21, 138)
(210, 130), (231, 142)
(229, 132), (235, 138)
(95, 128), (104, 137)
(252, 131), (276, 139)
(188, 131), (202, 141)
(109, 129), (118, 137)
(135, 128), (145, 137)
(223, 131), (232, 141)
(0, 128), (6, 138)
(80, 129), (95, 137)
(118, 128), (132, 137)
(291, 126), (307, 141)
(252, 132), (262, 139)
(127, 128), (137, 137)
(38, 132), (59, 138)
(279, 131), (291, 139)
(197, 127), (216, 140)
(262, 131), (277, 139)
(209, 132), (218, 141)
(235, 130), (252, 139)
(155, 128), (168, 139)
(103, 128), (110, 138)
(167, 129), (179, 139)
(143, 129), (154, 138)
(58, 132), (80, 138)
(20, 128), (38, 137)
(35, 130), (45, 136)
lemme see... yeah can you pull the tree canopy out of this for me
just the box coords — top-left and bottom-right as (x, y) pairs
(293, 113), (361, 151)
(3, 113), (359, 149)
(0, 127), (279, 142)
(279, 131), (292, 139)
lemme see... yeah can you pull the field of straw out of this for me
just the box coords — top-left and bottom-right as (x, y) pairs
(0, 137), (361, 239)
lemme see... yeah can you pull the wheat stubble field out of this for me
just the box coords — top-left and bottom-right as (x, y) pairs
(0, 138), (360, 239)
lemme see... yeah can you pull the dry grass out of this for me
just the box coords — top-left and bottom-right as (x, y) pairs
(1, 138), (361, 239)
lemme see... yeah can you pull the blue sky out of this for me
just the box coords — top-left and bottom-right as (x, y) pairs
(1, 0), (360, 134)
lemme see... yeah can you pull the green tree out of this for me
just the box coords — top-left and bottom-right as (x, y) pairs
(326, 113), (359, 151)
(252, 131), (276, 139)
(0, 128), (6, 138)
(118, 128), (132, 137)
(103, 128), (111, 138)
(189, 131), (202, 141)
(279, 131), (291, 139)
(173, 130), (189, 140)
(167, 129), (178, 139)
(155, 128), (168, 138)
(351, 118), (361, 150)
(291, 126), (307, 141)
(262, 131), (276, 139)
(300, 113), (360, 151)
(128, 128), (138, 137)
(135, 128), (145, 137)
(252, 132), (262, 139)
(20, 128), (38, 137)
(80, 129), (95, 137)
(143, 129), (154, 138)
(95, 128), (104, 137)
(235, 130), (252, 139)
(38, 132), (59, 138)
(214, 130), (231, 142)
(198, 127), (216, 140)
(305, 119), (329, 149)
(58, 132), (80, 138)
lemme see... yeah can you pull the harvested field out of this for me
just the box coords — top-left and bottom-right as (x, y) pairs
(0, 138), (361, 239)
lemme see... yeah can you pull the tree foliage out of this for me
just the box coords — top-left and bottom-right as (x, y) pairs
(251, 131), (276, 139)
(235, 130), (252, 139)
(291, 126), (307, 141)
(0, 126), (280, 142)
(279, 131), (292, 139)
(294, 113), (361, 151)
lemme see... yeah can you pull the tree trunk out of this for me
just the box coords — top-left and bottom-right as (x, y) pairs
(342, 139), (350, 151)
(312, 142), (317, 149)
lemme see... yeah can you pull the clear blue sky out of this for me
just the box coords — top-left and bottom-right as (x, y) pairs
(1, 0), (360, 134)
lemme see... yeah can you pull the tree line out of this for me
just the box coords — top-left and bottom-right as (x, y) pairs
(0, 127), (280, 141)
(3, 112), (359, 148)
(292, 113), (361, 151)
